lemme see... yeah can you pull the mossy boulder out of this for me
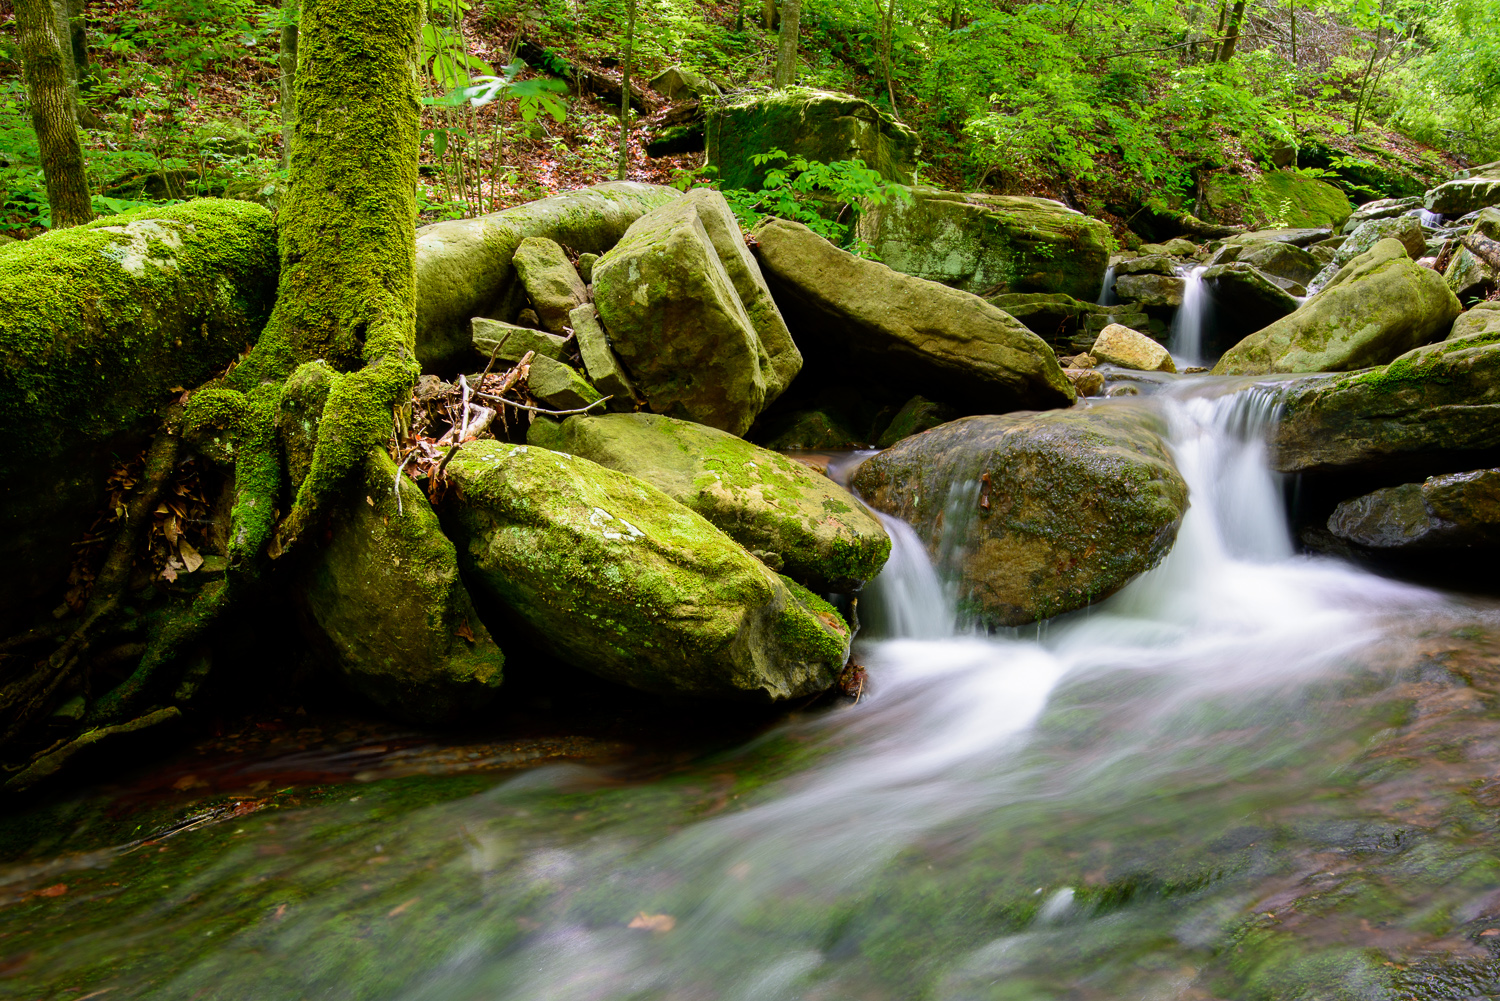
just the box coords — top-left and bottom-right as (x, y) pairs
(1450, 302), (1500, 340)
(1339, 196), (1423, 234)
(1112, 272), (1185, 309)
(299, 450), (505, 722)
(442, 442), (851, 701)
(1214, 239), (1460, 375)
(1200, 171), (1354, 230)
(527, 412), (890, 590)
(1443, 208), (1500, 301)
(470, 318), (569, 363)
(983, 292), (1096, 347)
(850, 406), (1188, 625)
(1331, 214), (1426, 268)
(1091, 323), (1175, 372)
(592, 189), (800, 435)
(0, 199), (278, 624)
(1200, 263), (1301, 347)
(1327, 467), (1500, 550)
(705, 87), (919, 191)
(854, 187), (1111, 302)
(751, 217), (1075, 413)
(510, 237), (588, 334)
(1271, 330), (1500, 476)
(648, 65), (719, 101)
(1425, 165), (1500, 217)
(1236, 242), (1321, 286)
(876, 395), (958, 448)
(414, 182), (680, 373)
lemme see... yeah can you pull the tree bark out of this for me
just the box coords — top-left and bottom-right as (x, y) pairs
(774, 0), (801, 87)
(1209, 0), (1229, 60)
(15, 0), (91, 228)
(1217, 0), (1247, 61)
(279, 0), (298, 169)
(617, 0), (635, 179)
(763, 0), (776, 31)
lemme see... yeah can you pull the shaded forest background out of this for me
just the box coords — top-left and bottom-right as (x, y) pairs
(0, 0), (1496, 242)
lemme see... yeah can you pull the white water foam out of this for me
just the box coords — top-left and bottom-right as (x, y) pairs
(1168, 265), (1209, 366)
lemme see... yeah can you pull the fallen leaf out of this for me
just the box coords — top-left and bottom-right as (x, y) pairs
(32, 884), (66, 899)
(178, 539), (204, 573)
(627, 911), (675, 932)
(161, 564), (178, 583)
(162, 515), (180, 544)
(455, 620), (476, 642)
(387, 897), (419, 917)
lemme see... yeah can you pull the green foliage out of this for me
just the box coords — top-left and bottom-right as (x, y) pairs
(718, 150), (911, 245)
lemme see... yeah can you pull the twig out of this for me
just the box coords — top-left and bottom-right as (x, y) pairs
(475, 393), (612, 416)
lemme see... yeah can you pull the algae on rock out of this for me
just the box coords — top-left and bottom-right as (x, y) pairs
(442, 442), (851, 701)
(527, 412), (890, 590)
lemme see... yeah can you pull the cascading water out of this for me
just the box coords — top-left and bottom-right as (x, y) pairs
(1419, 207), (1444, 228)
(1096, 263), (1118, 306)
(5, 387), (1482, 1001)
(1168, 265), (1209, 365)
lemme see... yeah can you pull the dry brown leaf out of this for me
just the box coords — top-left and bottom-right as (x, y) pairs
(178, 539), (204, 573)
(627, 911), (676, 932)
(455, 619), (476, 642)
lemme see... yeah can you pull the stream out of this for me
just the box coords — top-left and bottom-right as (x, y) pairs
(5, 378), (1500, 999)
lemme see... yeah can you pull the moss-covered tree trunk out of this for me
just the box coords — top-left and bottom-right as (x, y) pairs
(278, 0), (298, 170)
(15, 0), (91, 229)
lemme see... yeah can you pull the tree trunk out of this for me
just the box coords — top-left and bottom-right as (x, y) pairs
(774, 0), (801, 87)
(65, 0), (89, 88)
(279, 0), (298, 169)
(1350, 21), (1384, 133)
(950, 0), (963, 30)
(1209, 0), (1229, 60)
(763, 0), (776, 32)
(617, 0), (635, 179)
(735, 0), (745, 31)
(15, 0), (91, 228)
(1216, 0), (1247, 61)
(883, 0), (899, 117)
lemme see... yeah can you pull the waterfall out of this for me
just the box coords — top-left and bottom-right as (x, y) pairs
(1096, 264), (1118, 306)
(1419, 208), (1444, 228)
(861, 512), (952, 639)
(1168, 265), (1209, 365)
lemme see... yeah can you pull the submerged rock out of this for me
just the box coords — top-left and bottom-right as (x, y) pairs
(854, 187), (1112, 302)
(1215, 239), (1460, 376)
(1328, 468), (1500, 550)
(300, 451), (505, 722)
(851, 406), (1188, 625)
(443, 442), (851, 700)
(528, 412), (889, 590)
(415, 182), (680, 372)
(0, 200), (278, 626)
(705, 87), (919, 191)
(751, 217), (1075, 413)
(592, 189), (799, 435)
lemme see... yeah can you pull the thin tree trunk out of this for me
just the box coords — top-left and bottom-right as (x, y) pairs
(763, 0), (776, 32)
(1209, 0), (1229, 60)
(65, 0), (88, 87)
(16, 0), (91, 228)
(950, 0), (962, 30)
(617, 0), (635, 180)
(1217, 0), (1247, 61)
(279, 0), (298, 170)
(1362, 24), (1406, 129)
(1351, 17), (1384, 133)
(881, 0), (900, 118)
(736, 0), (745, 31)
(774, 0), (801, 87)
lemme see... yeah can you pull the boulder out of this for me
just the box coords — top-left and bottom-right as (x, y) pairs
(1200, 171), (1353, 230)
(1214, 239), (1461, 376)
(527, 355), (602, 411)
(648, 66), (719, 101)
(1112, 273), (1185, 309)
(1091, 324), (1176, 372)
(1270, 330), (1500, 476)
(568, 303), (636, 409)
(1328, 468), (1500, 550)
(750, 217), (1076, 412)
(1425, 165), (1500, 217)
(576, 252), (599, 283)
(1340, 196), (1423, 234)
(705, 87), (919, 191)
(592, 193), (781, 435)
(1443, 208), (1500, 301)
(853, 187), (1112, 301)
(510, 237), (588, 334)
(1236, 242), (1321, 286)
(415, 182), (681, 372)
(442, 442), (852, 700)
(1450, 302), (1500, 340)
(876, 395), (960, 448)
(527, 412), (890, 590)
(471, 318), (569, 363)
(850, 407), (1189, 624)
(1333, 215), (1427, 268)
(984, 292), (1092, 346)
(759, 408), (870, 450)
(0, 200), (278, 626)
(1114, 255), (1178, 277)
(1063, 368), (1106, 397)
(1227, 227), (1333, 248)
(300, 451), (505, 722)
(1200, 262), (1301, 346)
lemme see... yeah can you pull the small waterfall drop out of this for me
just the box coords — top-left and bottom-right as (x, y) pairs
(1096, 264), (1118, 306)
(1419, 207), (1443, 228)
(1168, 265), (1209, 365)
(862, 512), (952, 639)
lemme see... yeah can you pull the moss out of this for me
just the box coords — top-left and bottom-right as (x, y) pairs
(776, 575), (851, 667)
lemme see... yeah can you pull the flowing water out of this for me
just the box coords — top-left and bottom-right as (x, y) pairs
(1096, 264), (1118, 307)
(5, 382), (1500, 1000)
(1168, 266), (1210, 366)
(1419, 208), (1444, 229)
